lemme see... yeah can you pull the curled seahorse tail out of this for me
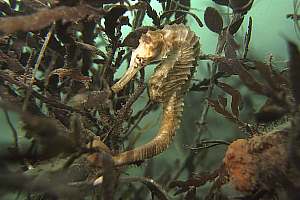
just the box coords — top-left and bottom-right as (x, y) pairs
(113, 93), (184, 166)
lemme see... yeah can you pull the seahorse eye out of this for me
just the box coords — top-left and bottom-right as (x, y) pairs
(136, 56), (146, 68)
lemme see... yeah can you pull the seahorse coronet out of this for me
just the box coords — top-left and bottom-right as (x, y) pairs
(111, 24), (200, 166)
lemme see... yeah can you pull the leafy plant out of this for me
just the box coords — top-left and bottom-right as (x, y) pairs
(0, 0), (299, 200)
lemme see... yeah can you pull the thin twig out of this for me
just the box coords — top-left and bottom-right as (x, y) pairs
(75, 41), (107, 59)
(243, 17), (252, 59)
(123, 101), (153, 140)
(196, 63), (217, 141)
(120, 176), (170, 200)
(32, 0), (48, 7)
(23, 23), (55, 111)
(0, 71), (98, 125)
(185, 140), (230, 151)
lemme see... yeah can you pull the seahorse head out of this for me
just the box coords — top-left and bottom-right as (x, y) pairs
(111, 31), (166, 93)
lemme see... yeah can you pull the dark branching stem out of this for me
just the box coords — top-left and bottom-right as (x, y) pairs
(196, 63), (217, 141)
(120, 176), (170, 200)
(160, 10), (203, 27)
(243, 16), (252, 59)
(123, 101), (153, 141)
(186, 140), (230, 151)
(0, 71), (99, 125)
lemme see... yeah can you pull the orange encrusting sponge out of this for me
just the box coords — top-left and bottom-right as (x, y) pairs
(223, 132), (289, 192)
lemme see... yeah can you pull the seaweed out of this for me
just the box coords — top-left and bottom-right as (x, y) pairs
(0, 0), (299, 199)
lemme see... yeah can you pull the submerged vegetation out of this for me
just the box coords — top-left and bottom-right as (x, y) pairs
(0, 0), (300, 199)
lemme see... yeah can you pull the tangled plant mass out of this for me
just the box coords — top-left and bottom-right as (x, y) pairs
(0, 0), (299, 200)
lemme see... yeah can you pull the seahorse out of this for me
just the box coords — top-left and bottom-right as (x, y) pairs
(111, 24), (200, 166)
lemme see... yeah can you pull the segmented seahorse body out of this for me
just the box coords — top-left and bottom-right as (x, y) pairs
(111, 24), (200, 166)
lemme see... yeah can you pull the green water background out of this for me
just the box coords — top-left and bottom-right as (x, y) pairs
(0, 0), (298, 199)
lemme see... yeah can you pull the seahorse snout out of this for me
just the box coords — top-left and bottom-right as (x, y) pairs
(111, 50), (146, 93)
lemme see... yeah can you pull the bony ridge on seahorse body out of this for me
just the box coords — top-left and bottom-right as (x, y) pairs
(111, 24), (200, 166)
